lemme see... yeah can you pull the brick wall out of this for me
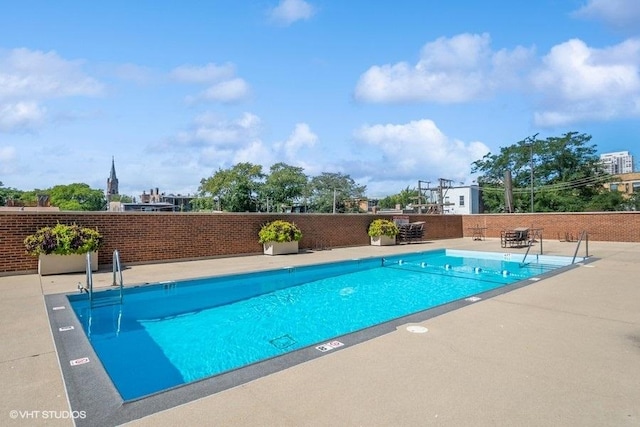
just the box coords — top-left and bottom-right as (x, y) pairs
(1, 211), (637, 275)
(0, 212), (461, 274)
(461, 212), (640, 242)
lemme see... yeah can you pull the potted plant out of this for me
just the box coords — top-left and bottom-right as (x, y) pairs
(24, 223), (104, 275)
(368, 219), (399, 246)
(258, 220), (302, 255)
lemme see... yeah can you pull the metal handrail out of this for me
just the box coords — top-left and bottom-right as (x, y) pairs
(112, 249), (124, 304)
(86, 252), (94, 305)
(572, 231), (588, 264)
(520, 240), (534, 267)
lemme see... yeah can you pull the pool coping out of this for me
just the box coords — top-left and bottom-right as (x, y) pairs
(44, 253), (595, 427)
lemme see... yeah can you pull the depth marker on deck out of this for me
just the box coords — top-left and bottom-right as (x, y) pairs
(70, 357), (90, 366)
(315, 340), (344, 352)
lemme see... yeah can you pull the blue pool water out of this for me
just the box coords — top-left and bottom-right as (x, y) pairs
(68, 249), (573, 401)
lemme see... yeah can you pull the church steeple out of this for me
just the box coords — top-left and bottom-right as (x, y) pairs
(106, 156), (119, 202)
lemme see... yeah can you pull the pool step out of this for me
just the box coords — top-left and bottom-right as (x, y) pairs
(90, 295), (122, 308)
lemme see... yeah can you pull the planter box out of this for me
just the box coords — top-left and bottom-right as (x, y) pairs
(263, 241), (299, 255)
(38, 252), (98, 276)
(370, 235), (396, 246)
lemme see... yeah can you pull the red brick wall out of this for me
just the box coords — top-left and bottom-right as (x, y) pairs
(2, 211), (637, 274)
(461, 212), (640, 242)
(0, 212), (461, 274)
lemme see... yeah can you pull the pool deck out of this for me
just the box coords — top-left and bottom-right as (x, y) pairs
(1, 237), (639, 426)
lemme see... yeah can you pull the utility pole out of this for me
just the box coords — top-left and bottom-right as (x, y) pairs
(524, 133), (538, 213)
(332, 188), (336, 214)
(438, 178), (453, 214)
(504, 170), (513, 213)
(417, 180), (430, 213)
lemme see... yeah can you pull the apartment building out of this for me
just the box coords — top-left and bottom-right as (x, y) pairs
(600, 151), (634, 174)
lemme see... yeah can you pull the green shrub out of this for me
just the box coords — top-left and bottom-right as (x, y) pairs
(367, 219), (399, 237)
(258, 220), (302, 243)
(24, 223), (103, 256)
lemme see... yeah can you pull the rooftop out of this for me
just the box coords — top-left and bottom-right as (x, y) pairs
(2, 238), (639, 426)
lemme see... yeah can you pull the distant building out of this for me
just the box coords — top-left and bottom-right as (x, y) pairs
(600, 151), (634, 174)
(440, 185), (481, 214)
(603, 172), (640, 197)
(106, 157), (119, 202)
(373, 184), (481, 215)
(108, 188), (195, 212)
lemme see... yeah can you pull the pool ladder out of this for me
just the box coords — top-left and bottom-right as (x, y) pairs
(519, 240), (535, 267)
(571, 231), (589, 263)
(86, 249), (124, 308)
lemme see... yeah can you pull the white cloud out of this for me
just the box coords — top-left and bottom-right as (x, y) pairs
(0, 102), (47, 132)
(173, 63), (250, 104)
(113, 63), (156, 83)
(233, 140), (273, 165)
(275, 123), (317, 159)
(531, 38), (640, 126)
(0, 48), (103, 99)
(572, 0), (640, 32)
(168, 112), (268, 168)
(355, 32), (640, 127)
(353, 119), (489, 184)
(0, 146), (16, 161)
(199, 78), (250, 103)
(0, 48), (103, 132)
(0, 146), (17, 175)
(354, 33), (533, 103)
(170, 63), (235, 83)
(268, 0), (316, 26)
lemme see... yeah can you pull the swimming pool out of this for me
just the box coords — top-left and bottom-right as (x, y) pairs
(64, 249), (575, 402)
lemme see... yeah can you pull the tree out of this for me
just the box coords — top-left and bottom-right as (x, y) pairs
(19, 184), (106, 210)
(198, 163), (265, 212)
(623, 191), (640, 211)
(378, 186), (419, 209)
(0, 183), (24, 206)
(47, 183), (107, 211)
(307, 172), (366, 213)
(471, 132), (611, 212)
(584, 191), (626, 211)
(262, 163), (308, 211)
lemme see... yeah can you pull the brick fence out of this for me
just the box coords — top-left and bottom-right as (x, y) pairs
(1, 211), (637, 275)
(460, 212), (640, 243)
(0, 212), (461, 274)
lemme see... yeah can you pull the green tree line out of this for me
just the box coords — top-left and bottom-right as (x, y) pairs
(194, 162), (367, 213)
(471, 132), (639, 212)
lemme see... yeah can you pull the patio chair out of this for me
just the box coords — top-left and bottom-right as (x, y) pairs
(501, 227), (529, 248)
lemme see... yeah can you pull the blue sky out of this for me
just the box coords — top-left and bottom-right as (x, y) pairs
(1, 0), (639, 198)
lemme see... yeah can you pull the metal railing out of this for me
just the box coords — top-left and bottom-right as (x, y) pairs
(85, 249), (124, 308)
(85, 251), (94, 305)
(520, 240), (534, 267)
(112, 249), (124, 305)
(572, 231), (589, 264)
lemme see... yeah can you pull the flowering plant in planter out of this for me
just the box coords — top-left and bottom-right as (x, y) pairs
(24, 223), (104, 256)
(258, 220), (302, 243)
(367, 219), (399, 238)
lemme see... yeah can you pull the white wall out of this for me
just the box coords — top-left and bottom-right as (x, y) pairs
(442, 186), (480, 214)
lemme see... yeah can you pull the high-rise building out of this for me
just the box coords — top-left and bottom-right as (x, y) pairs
(600, 151), (634, 174)
(106, 157), (119, 202)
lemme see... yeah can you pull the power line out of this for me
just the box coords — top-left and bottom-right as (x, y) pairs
(480, 174), (610, 194)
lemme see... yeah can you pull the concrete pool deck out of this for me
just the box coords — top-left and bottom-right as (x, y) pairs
(1, 237), (639, 426)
